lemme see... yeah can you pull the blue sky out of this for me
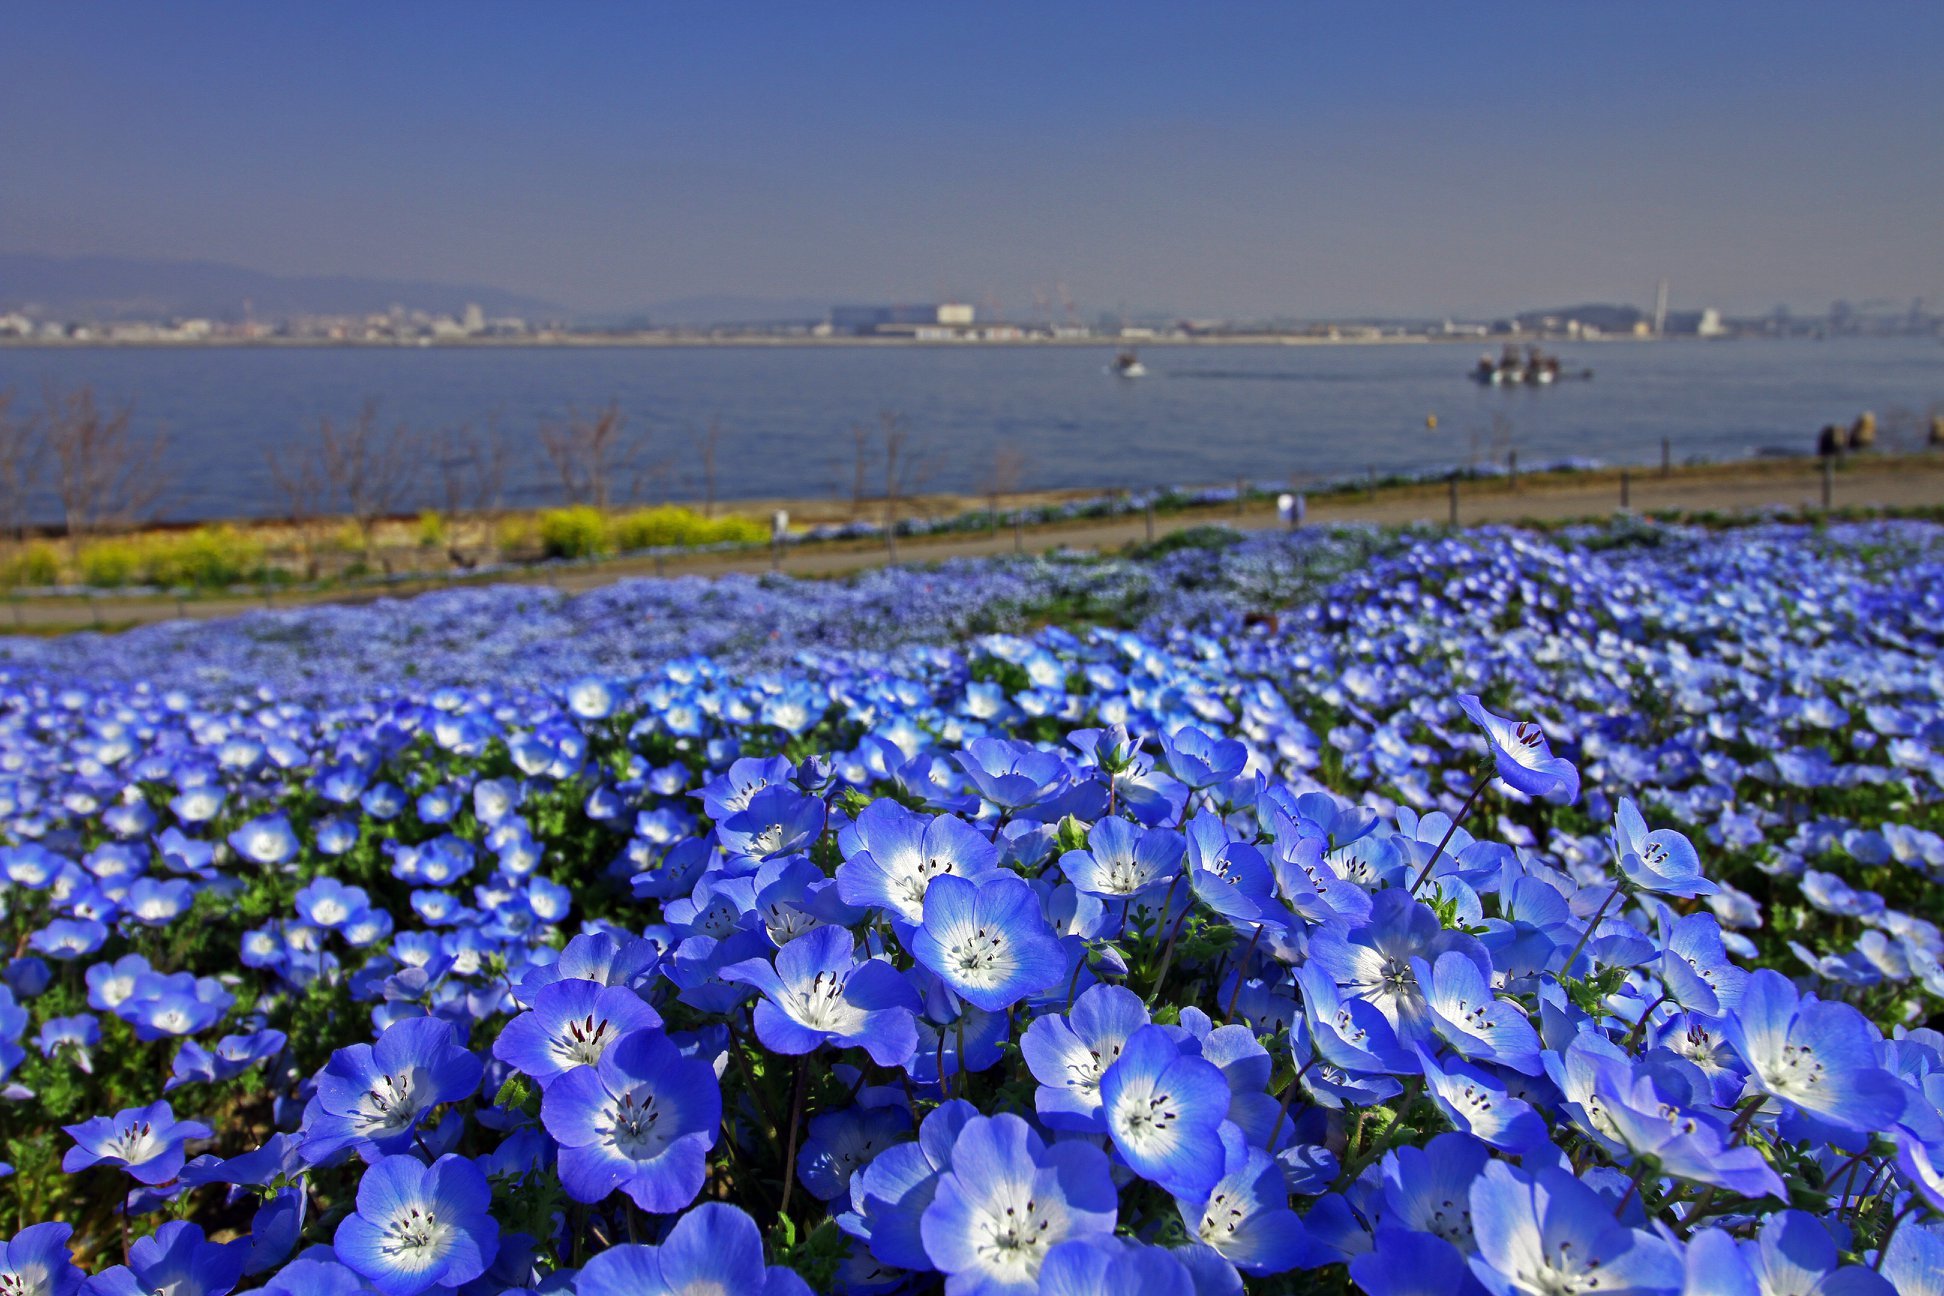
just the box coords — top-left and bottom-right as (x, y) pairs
(3, 3), (1938, 318)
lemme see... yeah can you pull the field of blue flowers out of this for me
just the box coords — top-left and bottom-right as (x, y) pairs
(2, 517), (1942, 1295)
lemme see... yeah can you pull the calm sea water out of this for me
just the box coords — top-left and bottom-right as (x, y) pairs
(2, 338), (1938, 521)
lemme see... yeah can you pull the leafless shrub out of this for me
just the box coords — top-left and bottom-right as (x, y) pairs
(540, 401), (638, 508)
(320, 399), (419, 560)
(695, 417), (723, 517)
(880, 411), (939, 560)
(0, 391), (44, 542)
(44, 383), (169, 541)
(265, 432), (329, 578)
(848, 421), (873, 520)
(429, 420), (508, 567)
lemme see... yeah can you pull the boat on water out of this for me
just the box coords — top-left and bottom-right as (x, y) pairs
(1108, 350), (1147, 379)
(1470, 344), (1591, 385)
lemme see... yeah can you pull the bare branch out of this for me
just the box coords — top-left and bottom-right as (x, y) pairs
(539, 401), (634, 508)
(0, 391), (45, 542)
(319, 399), (420, 557)
(43, 383), (169, 541)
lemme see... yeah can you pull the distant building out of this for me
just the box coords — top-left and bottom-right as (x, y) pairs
(1697, 308), (1727, 338)
(830, 303), (977, 336)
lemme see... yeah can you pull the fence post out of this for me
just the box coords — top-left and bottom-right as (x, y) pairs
(771, 538), (782, 572)
(886, 527), (897, 564)
(1661, 437), (1672, 477)
(1508, 449), (1519, 490)
(988, 490), (998, 536)
(1620, 469), (1631, 510)
(1235, 477), (1246, 516)
(1447, 473), (1459, 526)
(1144, 499), (1155, 542)
(1821, 456), (1834, 509)
(1013, 517), (1023, 555)
(653, 554), (665, 579)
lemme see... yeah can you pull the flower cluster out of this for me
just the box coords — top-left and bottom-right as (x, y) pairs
(0, 517), (1940, 1294)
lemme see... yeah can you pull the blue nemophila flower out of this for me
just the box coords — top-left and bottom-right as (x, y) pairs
(576, 1203), (812, 1296)
(1414, 949), (1544, 1075)
(1417, 1048), (1550, 1155)
(1158, 726), (1248, 791)
(1612, 798), (1715, 897)
(911, 872), (1065, 1013)
(1310, 888), (1489, 1034)
(716, 785), (826, 861)
(919, 1112), (1118, 1295)
(1457, 694), (1580, 804)
(228, 814), (300, 867)
(85, 1222), (248, 1296)
(1593, 1068), (1785, 1200)
(1057, 815), (1183, 904)
(838, 1098), (977, 1270)
(836, 800), (1001, 924)
(1683, 1211), (1894, 1296)
(1021, 983), (1150, 1132)
(490, 977), (662, 1087)
(1032, 1238), (1199, 1296)
(63, 1100), (211, 1184)
(308, 1017), (483, 1159)
(720, 925), (920, 1066)
(1099, 1024), (1232, 1198)
(295, 879), (372, 931)
(36, 1015), (99, 1074)
(1176, 1125), (1318, 1274)
(332, 1154), (499, 1296)
(1878, 1223), (1944, 1296)
(0, 1223), (83, 1296)
(953, 737), (1075, 812)
(1655, 908), (1746, 1015)
(1724, 969), (1906, 1135)
(1347, 1228), (1471, 1296)
(1467, 1159), (1680, 1296)
(797, 1104), (913, 1203)
(540, 1026), (719, 1211)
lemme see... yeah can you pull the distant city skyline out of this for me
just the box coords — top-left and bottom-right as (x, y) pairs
(3, 3), (1939, 321)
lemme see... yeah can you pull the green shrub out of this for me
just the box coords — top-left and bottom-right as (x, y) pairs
(78, 540), (143, 587)
(416, 511), (446, 548)
(144, 526), (264, 588)
(0, 543), (61, 589)
(496, 515), (538, 558)
(537, 506), (611, 560)
(608, 506), (765, 551)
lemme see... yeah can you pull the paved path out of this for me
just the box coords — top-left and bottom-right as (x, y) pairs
(10, 457), (1941, 634)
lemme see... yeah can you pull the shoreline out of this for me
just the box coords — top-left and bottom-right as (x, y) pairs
(6, 453), (1939, 634)
(0, 333), (1674, 351)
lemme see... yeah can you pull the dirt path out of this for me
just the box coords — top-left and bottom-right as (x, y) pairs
(11, 456), (1941, 634)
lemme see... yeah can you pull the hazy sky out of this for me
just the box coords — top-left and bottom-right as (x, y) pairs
(3, 3), (1939, 319)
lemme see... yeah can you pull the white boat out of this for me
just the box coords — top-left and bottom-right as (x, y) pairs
(1109, 350), (1147, 378)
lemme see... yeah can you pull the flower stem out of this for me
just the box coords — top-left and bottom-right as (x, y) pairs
(1875, 1202), (1917, 1269)
(1146, 898), (1194, 1007)
(1622, 990), (1671, 1052)
(1559, 880), (1624, 977)
(779, 1057), (808, 1220)
(1407, 775), (1490, 896)
(1225, 924), (1264, 1021)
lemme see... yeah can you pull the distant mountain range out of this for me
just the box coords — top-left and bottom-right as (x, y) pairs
(0, 252), (570, 323)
